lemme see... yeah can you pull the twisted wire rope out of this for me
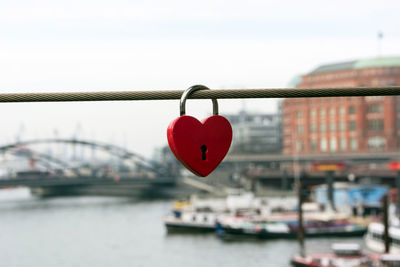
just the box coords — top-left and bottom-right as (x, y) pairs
(0, 86), (399, 103)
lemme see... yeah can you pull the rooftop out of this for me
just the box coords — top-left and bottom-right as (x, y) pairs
(309, 56), (400, 74)
(310, 60), (356, 74)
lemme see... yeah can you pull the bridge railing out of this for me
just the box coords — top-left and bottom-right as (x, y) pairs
(0, 86), (399, 103)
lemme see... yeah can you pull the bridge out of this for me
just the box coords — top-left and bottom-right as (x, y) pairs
(0, 138), (166, 173)
(2, 138), (400, 196)
(0, 138), (228, 197)
(0, 138), (189, 197)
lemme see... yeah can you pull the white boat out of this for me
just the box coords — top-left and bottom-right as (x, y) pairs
(164, 211), (219, 232)
(164, 192), (260, 232)
(164, 191), (294, 232)
(365, 222), (400, 254)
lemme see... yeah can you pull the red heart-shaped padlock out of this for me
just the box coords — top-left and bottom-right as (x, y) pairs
(167, 115), (232, 177)
(167, 85), (233, 177)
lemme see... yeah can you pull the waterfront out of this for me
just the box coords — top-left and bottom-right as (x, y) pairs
(0, 189), (364, 267)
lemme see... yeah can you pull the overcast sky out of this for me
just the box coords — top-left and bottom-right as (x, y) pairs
(0, 0), (399, 158)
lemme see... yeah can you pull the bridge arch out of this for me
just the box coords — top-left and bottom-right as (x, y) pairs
(0, 138), (165, 175)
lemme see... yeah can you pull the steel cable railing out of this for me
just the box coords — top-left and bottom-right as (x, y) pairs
(0, 86), (399, 103)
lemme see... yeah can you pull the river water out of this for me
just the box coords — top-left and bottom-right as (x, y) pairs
(0, 188), (364, 267)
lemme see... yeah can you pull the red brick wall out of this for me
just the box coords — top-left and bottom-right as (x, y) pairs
(283, 66), (400, 155)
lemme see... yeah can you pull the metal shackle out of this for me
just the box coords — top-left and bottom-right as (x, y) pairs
(180, 85), (219, 116)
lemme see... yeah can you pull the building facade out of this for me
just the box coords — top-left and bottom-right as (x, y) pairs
(283, 56), (400, 155)
(225, 110), (282, 154)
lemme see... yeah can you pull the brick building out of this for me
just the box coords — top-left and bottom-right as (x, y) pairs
(283, 56), (400, 155)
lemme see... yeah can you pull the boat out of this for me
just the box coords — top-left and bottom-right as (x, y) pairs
(164, 192), (266, 232)
(291, 243), (394, 267)
(164, 191), (295, 232)
(217, 211), (367, 239)
(164, 210), (220, 232)
(312, 183), (388, 216)
(380, 254), (400, 266)
(365, 222), (400, 254)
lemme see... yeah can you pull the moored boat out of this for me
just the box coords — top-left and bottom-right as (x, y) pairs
(164, 191), (270, 232)
(365, 222), (400, 254)
(164, 211), (219, 232)
(218, 212), (367, 239)
(291, 243), (384, 267)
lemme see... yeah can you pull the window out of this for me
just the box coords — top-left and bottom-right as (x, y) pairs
(339, 107), (345, 116)
(329, 122), (336, 132)
(310, 123), (316, 133)
(349, 121), (356, 131)
(367, 119), (384, 131)
(366, 96), (384, 101)
(349, 106), (355, 114)
(296, 111), (303, 118)
(330, 137), (337, 152)
(329, 107), (335, 117)
(350, 138), (358, 151)
(296, 140), (304, 152)
(320, 123), (325, 133)
(310, 139), (317, 151)
(297, 124), (304, 135)
(339, 121), (345, 132)
(367, 136), (386, 150)
(320, 138), (327, 152)
(340, 138), (346, 151)
(319, 109), (325, 117)
(310, 109), (316, 118)
(367, 104), (383, 113)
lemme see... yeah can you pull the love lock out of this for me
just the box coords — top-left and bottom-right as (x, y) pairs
(167, 85), (233, 177)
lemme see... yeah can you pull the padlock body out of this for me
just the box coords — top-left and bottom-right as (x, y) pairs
(167, 115), (232, 177)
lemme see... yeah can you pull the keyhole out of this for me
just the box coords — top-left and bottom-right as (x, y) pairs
(201, 145), (207, 160)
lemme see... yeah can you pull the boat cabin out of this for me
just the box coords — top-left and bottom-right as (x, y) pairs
(380, 254), (400, 267)
(331, 243), (361, 256)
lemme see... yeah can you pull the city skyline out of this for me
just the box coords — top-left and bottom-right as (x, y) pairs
(0, 0), (399, 157)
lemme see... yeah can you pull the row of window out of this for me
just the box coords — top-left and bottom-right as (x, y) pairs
(287, 97), (363, 106)
(296, 104), (385, 119)
(361, 67), (400, 76)
(305, 71), (356, 83)
(296, 119), (384, 135)
(297, 106), (356, 119)
(371, 78), (397, 86)
(295, 136), (387, 152)
(367, 104), (384, 113)
(296, 137), (357, 152)
(367, 119), (384, 131)
(297, 121), (354, 134)
(365, 96), (385, 102)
